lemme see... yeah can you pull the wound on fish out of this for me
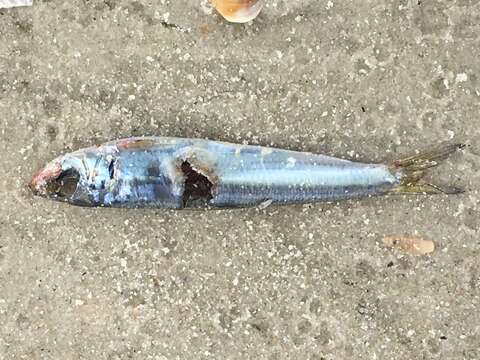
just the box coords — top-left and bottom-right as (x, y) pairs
(181, 160), (214, 207)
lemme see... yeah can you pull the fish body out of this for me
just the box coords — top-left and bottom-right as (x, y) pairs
(30, 137), (464, 209)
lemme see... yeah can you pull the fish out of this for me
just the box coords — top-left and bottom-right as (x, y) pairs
(29, 137), (465, 209)
(210, 0), (263, 23)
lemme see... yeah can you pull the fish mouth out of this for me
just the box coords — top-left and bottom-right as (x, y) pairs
(29, 162), (80, 199)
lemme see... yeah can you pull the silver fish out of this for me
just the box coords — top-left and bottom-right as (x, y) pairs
(29, 137), (464, 209)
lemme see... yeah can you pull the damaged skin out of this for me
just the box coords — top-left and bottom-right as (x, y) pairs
(116, 138), (156, 150)
(181, 160), (214, 208)
(44, 168), (80, 199)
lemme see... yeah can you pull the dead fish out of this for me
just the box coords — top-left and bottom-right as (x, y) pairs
(383, 235), (435, 255)
(29, 138), (464, 209)
(0, 0), (32, 9)
(210, 0), (263, 23)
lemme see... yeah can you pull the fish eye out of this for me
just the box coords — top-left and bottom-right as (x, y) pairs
(46, 168), (80, 198)
(108, 159), (115, 180)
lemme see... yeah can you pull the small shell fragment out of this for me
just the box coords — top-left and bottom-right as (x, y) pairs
(0, 0), (32, 8)
(210, 0), (263, 23)
(383, 235), (435, 255)
(258, 199), (273, 210)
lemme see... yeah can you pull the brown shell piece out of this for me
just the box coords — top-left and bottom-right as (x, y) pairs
(383, 235), (435, 256)
(210, 0), (263, 23)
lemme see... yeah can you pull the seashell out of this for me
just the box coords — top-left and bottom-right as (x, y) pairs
(210, 0), (263, 23)
(383, 235), (435, 256)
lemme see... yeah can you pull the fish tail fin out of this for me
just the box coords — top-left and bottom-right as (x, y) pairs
(389, 143), (465, 195)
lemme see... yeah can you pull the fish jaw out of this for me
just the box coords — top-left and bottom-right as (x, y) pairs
(29, 160), (63, 197)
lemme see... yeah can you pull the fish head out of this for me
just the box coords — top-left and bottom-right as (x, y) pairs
(29, 145), (118, 206)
